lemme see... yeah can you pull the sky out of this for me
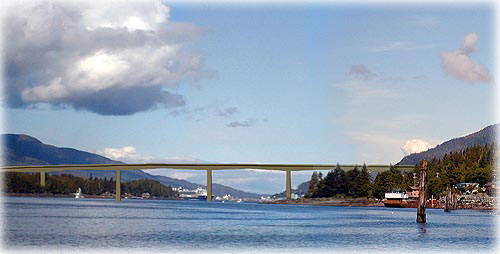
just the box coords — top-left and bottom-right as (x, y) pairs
(1, 0), (496, 194)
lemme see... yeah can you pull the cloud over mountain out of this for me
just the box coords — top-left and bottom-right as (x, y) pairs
(401, 139), (433, 156)
(4, 0), (211, 115)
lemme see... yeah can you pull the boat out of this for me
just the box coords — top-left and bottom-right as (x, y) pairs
(177, 187), (214, 200)
(384, 173), (422, 208)
(384, 190), (416, 208)
(384, 186), (437, 208)
(74, 187), (84, 199)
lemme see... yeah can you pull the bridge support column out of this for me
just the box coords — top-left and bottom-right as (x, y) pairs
(40, 172), (46, 187)
(116, 169), (121, 202)
(286, 169), (291, 200)
(207, 169), (212, 202)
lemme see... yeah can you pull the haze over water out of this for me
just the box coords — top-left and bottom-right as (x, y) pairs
(2, 197), (497, 253)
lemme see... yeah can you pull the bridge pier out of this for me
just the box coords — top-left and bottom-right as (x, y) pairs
(207, 169), (212, 202)
(286, 169), (291, 200)
(116, 169), (121, 202)
(40, 172), (46, 187)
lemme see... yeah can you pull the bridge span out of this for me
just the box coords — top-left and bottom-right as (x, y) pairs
(1, 163), (416, 202)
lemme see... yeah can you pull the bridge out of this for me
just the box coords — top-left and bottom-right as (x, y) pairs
(1, 163), (416, 202)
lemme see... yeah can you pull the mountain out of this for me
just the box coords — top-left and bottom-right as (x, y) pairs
(2, 134), (264, 198)
(4, 134), (122, 166)
(271, 179), (310, 198)
(398, 124), (497, 165)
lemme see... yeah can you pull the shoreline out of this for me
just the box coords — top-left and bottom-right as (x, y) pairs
(2, 193), (497, 210)
(263, 198), (498, 210)
(263, 198), (384, 207)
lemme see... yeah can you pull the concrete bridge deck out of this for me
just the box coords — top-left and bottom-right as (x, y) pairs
(1, 163), (416, 201)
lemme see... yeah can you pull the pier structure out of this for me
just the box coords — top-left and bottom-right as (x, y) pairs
(417, 160), (428, 223)
(1, 163), (415, 202)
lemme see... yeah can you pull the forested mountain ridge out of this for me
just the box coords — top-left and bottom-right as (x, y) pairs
(398, 124), (497, 165)
(4, 134), (121, 165)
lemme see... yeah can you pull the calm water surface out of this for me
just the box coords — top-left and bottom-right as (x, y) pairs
(1, 197), (497, 253)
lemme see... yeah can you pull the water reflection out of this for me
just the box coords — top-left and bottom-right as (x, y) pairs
(417, 222), (428, 235)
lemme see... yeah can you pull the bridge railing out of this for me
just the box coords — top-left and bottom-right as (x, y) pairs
(1, 163), (416, 202)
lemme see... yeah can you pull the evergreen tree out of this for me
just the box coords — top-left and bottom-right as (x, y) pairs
(359, 164), (372, 197)
(306, 171), (320, 198)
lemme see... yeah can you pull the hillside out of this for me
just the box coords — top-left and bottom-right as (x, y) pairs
(398, 124), (497, 165)
(271, 180), (310, 198)
(2, 134), (264, 198)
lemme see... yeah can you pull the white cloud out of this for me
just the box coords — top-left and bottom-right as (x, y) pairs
(81, 0), (169, 32)
(5, 0), (211, 115)
(401, 139), (434, 156)
(168, 172), (197, 180)
(440, 33), (491, 83)
(98, 146), (155, 163)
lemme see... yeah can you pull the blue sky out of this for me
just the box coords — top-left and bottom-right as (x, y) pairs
(2, 1), (496, 194)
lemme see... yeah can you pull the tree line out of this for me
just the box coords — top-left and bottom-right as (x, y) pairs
(3, 173), (178, 198)
(306, 144), (496, 199)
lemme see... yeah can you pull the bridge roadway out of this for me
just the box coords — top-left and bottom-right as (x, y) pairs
(1, 163), (416, 202)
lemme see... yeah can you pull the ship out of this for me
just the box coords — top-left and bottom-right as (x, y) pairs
(383, 188), (437, 208)
(384, 188), (418, 208)
(177, 186), (214, 200)
(383, 173), (436, 208)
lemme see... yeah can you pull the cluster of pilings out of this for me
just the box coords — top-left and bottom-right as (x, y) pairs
(444, 186), (457, 212)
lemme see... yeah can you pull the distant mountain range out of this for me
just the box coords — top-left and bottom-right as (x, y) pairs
(2, 134), (265, 198)
(398, 124), (497, 165)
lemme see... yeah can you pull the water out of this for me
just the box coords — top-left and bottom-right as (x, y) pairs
(1, 197), (497, 253)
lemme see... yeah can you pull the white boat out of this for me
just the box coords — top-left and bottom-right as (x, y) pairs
(74, 187), (84, 199)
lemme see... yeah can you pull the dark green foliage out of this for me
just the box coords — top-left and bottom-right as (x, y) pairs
(308, 144), (496, 199)
(4, 172), (44, 193)
(3, 173), (178, 198)
(312, 164), (372, 198)
(318, 167), (346, 197)
(122, 179), (177, 197)
(305, 172), (320, 198)
(372, 169), (402, 199)
(359, 164), (372, 197)
(424, 144), (495, 197)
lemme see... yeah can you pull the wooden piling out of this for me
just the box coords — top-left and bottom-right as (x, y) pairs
(416, 160), (428, 223)
(452, 193), (457, 210)
(444, 186), (451, 212)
